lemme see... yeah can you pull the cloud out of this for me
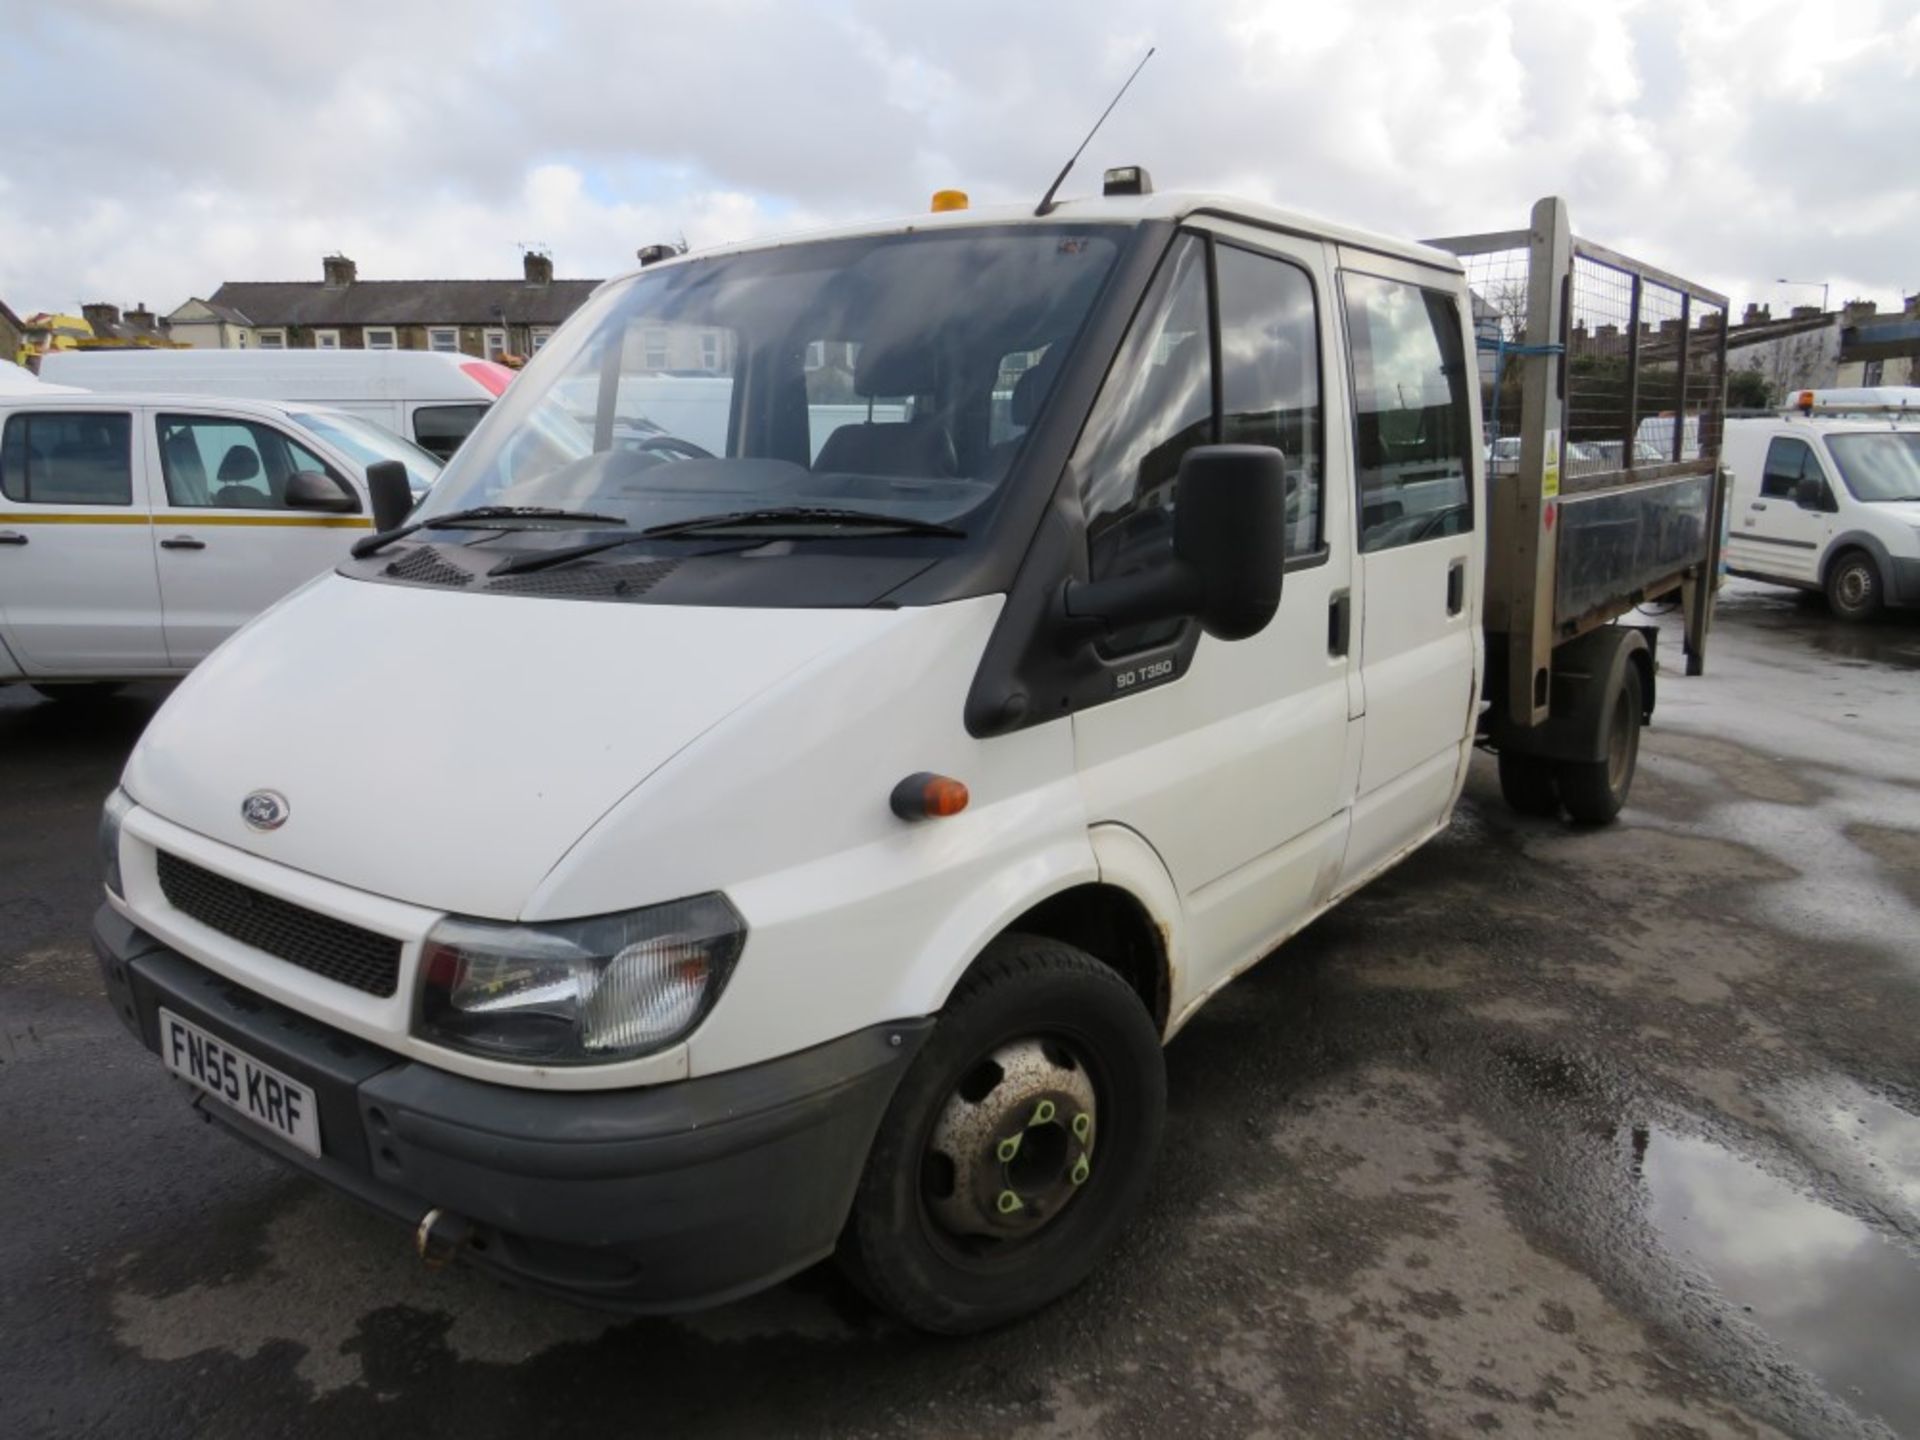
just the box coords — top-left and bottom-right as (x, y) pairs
(1, 0), (1915, 315)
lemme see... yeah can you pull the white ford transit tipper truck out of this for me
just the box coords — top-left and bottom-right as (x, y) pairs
(92, 182), (1728, 1332)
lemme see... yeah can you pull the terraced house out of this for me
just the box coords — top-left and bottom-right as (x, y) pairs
(166, 251), (599, 362)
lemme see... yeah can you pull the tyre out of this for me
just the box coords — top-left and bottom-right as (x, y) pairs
(1557, 662), (1642, 825)
(838, 934), (1166, 1334)
(30, 682), (126, 704)
(1825, 550), (1883, 623)
(1497, 750), (1560, 816)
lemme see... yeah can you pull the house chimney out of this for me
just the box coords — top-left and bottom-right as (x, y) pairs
(1790, 304), (1822, 320)
(1741, 303), (1770, 326)
(126, 303), (156, 333)
(322, 254), (357, 288)
(523, 251), (553, 287)
(81, 302), (120, 335)
(1841, 298), (1877, 322)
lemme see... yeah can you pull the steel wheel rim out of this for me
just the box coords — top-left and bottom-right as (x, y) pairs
(1838, 563), (1871, 611)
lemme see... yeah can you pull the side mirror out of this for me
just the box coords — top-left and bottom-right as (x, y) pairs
(1063, 444), (1285, 643)
(1794, 475), (1827, 511)
(283, 470), (359, 514)
(366, 460), (415, 533)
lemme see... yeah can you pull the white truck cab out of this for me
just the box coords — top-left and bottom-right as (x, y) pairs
(1723, 393), (1920, 619)
(92, 185), (1729, 1331)
(0, 391), (439, 694)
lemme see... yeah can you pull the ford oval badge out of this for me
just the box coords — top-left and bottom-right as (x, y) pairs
(242, 790), (289, 832)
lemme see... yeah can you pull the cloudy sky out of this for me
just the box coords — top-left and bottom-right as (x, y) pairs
(3, 0), (1916, 321)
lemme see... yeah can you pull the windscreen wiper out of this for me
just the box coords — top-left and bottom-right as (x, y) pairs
(351, 506), (627, 559)
(640, 506), (965, 539)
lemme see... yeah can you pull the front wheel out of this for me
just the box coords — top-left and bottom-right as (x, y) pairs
(838, 934), (1166, 1334)
(1825, 550), (1884, 623)
(1557, 662), (1642, 825)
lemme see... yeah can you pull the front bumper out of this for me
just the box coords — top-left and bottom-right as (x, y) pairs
(94, 905), (931, 1312)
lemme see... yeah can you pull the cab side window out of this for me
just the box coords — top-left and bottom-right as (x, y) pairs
(413, 404), (489, 461)
(1216, 244), (1323, 558)
(1760, 437), (1817, 499)
(1072, 234), (1211, 588)
(0, 412), (133, 506)
(157, 415), (341, 509)
(1343, 273), (1473, 552)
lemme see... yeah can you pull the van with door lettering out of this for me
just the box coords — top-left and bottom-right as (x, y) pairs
(91, 183), (1727, 1332)
(38, 349), (512, 461)
(0, 391), (439, 699)
(1723, 394), (1920, 619)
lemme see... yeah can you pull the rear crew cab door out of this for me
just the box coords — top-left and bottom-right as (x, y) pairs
(1335, 253), (1483, 889)
(148, 409), (372, 666)
(1069, 226), (1361, 1003)
(1732, 432), (1832, 585)
(0, 405), (166, 673)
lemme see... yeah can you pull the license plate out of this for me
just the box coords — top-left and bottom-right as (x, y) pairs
(159, 1008), (322, 1158)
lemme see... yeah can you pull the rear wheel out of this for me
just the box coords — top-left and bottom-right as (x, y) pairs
(1825, 550), (1883, 623)
(30, 682), (126, 704)
(1557, 663), (1642, 825)
(1497, 751), (1560, 816)
(838, 934), (1165, 1334)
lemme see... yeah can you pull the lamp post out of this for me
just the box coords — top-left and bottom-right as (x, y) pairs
(1776, 278), (1830, 313)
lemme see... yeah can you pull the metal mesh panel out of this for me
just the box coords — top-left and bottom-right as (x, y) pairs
(1633, 280), (1686, 453)
(1566, 256), (1636, 476)
(486, 558), (678, 599)
(1457, 245), (1531, 446)
(157, 851), (402, 998)
(385, 547), (473, 588)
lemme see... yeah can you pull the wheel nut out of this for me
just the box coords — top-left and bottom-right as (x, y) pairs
(1071, 1112), (1092, 1141)
(1071, 1156), (1091, 1185)
(996, 1135), (1022, 1163)
(1029, 1099), (1056, 1126)
(997, 1189), (1024, 1214)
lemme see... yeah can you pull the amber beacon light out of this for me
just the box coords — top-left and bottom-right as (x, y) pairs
(890, 772), (970, 820)
(930, 189), (970, 213)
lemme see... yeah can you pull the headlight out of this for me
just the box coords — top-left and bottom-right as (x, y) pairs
(416, 894), (746, 1064)
(100, 787), (134, 899)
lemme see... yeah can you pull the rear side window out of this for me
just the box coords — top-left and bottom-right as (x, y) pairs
(1760, 436), (1817, 499)
(412, 404), (490, 461)
(1343, 273), (1473, 552)
(0, 411), (133, 506)
(156, 415), (346, 509)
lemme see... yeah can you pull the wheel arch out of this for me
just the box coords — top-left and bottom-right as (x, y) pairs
(1821, 531), (1892, 588)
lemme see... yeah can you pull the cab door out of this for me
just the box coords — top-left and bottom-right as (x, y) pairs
(1335, 258), (1482, 887)
(0, 406), (167, 673)
(148, 409), (370, 665)
(1730, 433), (1832, 584)
(1070, 228), (1360, 999)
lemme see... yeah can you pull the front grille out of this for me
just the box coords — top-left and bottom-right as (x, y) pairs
(156, 851), (402, 998)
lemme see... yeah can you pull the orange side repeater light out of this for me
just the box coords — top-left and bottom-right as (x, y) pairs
(891, 772), (970, 820)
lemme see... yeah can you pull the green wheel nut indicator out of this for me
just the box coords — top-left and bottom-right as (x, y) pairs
(1071, 1156), (1091, 1185)
(1029, 1099), (1056, 1126)
(1071, 1112), (1092, 1140)
(997, 1189), (1024, 1214)
(996, 1135), (1022, 1163)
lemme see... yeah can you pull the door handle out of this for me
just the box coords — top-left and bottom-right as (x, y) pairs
(1327, 589), (1351, 657)
(0, 531), (26, 546)
(160, 536), (207, 551)
(1446, 558), (1466, 616)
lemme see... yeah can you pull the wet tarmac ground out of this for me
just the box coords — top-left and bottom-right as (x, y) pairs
(2, 580), (1918, 1439)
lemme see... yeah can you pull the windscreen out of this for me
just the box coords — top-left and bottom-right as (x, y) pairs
(1826, 431), (1920, 502)
(413, 226), (1125, 531)
(292, 409), (443, 496)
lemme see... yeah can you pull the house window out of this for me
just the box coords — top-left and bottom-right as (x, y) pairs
(700, 331), (722, 371)
(642, 328), (670, 369)
(314, 330), (340, 350)
(805, 340), (825, 371)
(428, 327), (460, 354)
(257, 329), (286, 350)
(484, 328), (508, 360)
(364, 327), (397, 351)
(236, 332), (248, 349)
(530, 327), (554, 352)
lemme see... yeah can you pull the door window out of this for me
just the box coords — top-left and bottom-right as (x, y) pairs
(1760, 436), (1818, 499)
(412, 404), (490, 461)
(1216, 243), (1323, 558)
(1343, 273), (1473, 552)
(0, 412), (134, 505)
(156, 415), (343, 509)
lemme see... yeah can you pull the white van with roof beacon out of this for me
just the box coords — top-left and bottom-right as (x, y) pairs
(0, 391), (439, 699)
(38, 348), (513, 461)
(92, 180), (1730, 1332)
(1722, 390), (1920, 620)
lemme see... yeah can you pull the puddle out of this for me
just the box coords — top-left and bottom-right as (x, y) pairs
(1641, 1129), (1920, 1436)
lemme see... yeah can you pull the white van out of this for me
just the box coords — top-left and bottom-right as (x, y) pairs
(0, 391), (437, 693)
(1723, 405), (1920, 619)
(91, 188), (1727, 1332)
(38, 349), (511, 460)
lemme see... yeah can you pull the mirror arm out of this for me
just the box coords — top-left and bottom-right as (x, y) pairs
(1059, 564), (1201, 644)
